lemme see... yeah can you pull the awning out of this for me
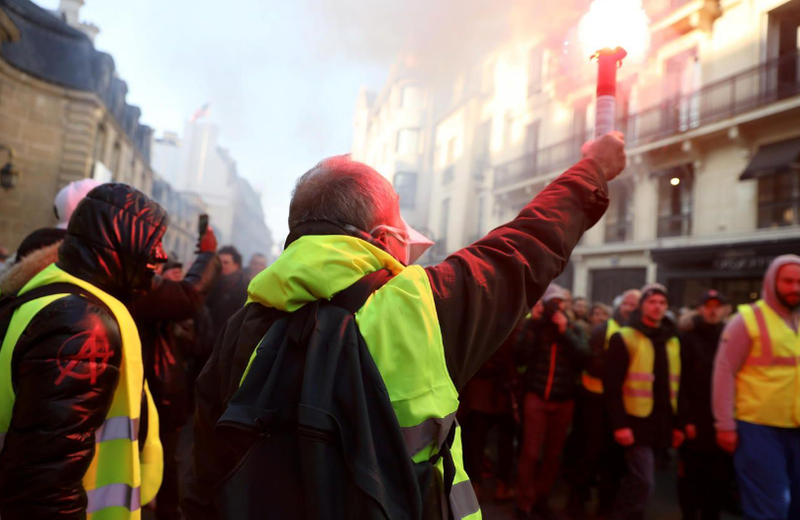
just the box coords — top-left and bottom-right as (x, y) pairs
(740, 137), (800, 180)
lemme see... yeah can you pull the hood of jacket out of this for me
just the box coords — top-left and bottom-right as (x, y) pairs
(248, 234), (404, 313)
(57, 183), (168, 301)
(0, 242), (61, 296)
(762, 254), (800, 319)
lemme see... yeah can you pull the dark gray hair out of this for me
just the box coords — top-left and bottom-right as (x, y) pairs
(288, 155), (396, 231)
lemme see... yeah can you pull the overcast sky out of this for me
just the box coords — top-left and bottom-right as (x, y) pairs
(35, 0), (559, 248)
(36, 0), (393, 248)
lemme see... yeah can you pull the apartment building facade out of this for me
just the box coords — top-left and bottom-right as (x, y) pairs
(354, 0), (800, 307)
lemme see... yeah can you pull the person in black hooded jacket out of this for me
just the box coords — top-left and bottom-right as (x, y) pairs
(0, 183), (168, 520)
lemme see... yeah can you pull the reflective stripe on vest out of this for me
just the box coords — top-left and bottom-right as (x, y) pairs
(356, 264), (478, 519)
(97, 417), (140, 443)
(736, 301), (800, 427)
(401, 412), (456, 457)
(0, 264), (163, 519)
(87, 484), (141, 514)
(451, 480), (481, 519)
(582, 318), (620, 395)
(619, 327), (681, 418)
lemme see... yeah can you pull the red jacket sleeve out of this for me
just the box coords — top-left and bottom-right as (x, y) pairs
(426, 158), (609, 390)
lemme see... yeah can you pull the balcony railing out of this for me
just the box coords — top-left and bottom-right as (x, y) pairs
(627, 51), (800, 146)
(605, 219), (634, 243)
(657, 214), (692, 238)
(494, 51), (800, 190)
(494, 131), (591, 189)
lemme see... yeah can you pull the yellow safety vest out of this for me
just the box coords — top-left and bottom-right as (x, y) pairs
(619, 326), (680, 418)
(0, 264), (163, 519)
(245, 234), (480, 519)
(582, 318), (620, 394)
(736, 300), (800, 427)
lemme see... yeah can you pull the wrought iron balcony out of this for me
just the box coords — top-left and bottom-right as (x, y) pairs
(657, 214), (692, 238)
(494, 50), (800, 191)
(605, 219), (634, 243)
(627, 50), (800, 145)
(494, 132), (590, 189)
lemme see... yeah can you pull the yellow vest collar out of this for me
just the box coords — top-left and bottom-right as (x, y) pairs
(247, 235), (405, 312)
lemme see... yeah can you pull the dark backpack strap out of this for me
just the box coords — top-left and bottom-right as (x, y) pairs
(428, 420), (458, 520)
(286, 269), (393, 351)
(0, 282), (109, 322)
(329, 269), (393, 314)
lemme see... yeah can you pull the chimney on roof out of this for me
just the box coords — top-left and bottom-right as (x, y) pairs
(59, 0), (100, 43)
(59, 0), (84, 26)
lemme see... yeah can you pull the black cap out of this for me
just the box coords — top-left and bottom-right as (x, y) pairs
(699, 289), (727, 306)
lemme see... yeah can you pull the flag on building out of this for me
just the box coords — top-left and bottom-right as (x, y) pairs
(190, 103), (211, 122)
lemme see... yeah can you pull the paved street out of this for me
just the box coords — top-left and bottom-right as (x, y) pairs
(477, 464), (739, 520)
(144, 426), (739, 520)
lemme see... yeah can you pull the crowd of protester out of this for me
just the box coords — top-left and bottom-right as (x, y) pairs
(0, 133), (798, 520)
(460, 263), (800, 520)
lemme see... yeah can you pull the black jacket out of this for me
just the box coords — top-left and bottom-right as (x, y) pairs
(183, 159), (609, 520)
(604, 310), (679, 449)
(132, 253), (220, 429)
(0, 184), (168, 520)
(516, 317), (589, 401)
(678, 315), (724, 452)
(207, 270), (248, 340)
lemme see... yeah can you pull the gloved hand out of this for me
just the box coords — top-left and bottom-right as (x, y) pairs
(716, 430), (738, 453)
(672, 429), (685, 448)
(614, 427), (635, 447)
(199, 227), (218, 253)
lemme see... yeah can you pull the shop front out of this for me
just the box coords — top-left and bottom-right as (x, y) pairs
(652, 238), (800, 308)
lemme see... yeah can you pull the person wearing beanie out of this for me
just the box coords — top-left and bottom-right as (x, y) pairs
(713, 255), (800, 520)
(604, 283), (683, 520)
(515, 283), (591, 519)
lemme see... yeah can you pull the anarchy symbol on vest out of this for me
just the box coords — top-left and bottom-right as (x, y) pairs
(55, 328), (113, 385)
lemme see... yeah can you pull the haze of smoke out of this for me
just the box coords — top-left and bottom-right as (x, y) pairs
(302, 0), (584, 79)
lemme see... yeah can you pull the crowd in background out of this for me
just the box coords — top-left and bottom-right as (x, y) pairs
(459, 282), (747, 520)
(0, 174), (798, 520)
